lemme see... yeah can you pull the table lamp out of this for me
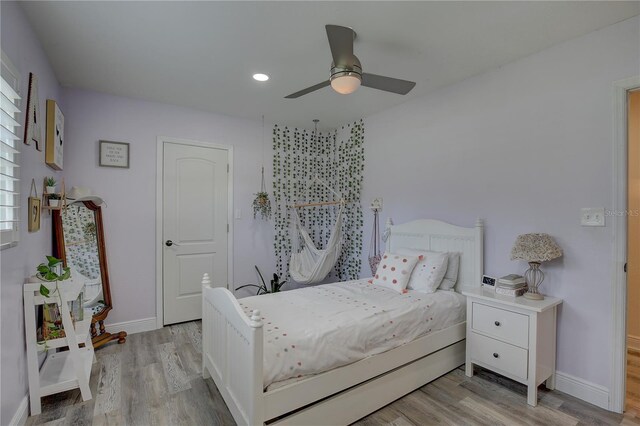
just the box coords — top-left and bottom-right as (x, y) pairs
(510, 233), (563, 300)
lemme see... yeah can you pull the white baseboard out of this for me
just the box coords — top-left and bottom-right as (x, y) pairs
(9, 395), (28, 425)
(554, 371), (609, 410)
(628, 335), (640, 350)
(105, 317), (158, 336)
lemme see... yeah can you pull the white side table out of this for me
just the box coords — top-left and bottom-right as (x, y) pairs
(462, 288), (562, 406)
(24, 278), (95, 415)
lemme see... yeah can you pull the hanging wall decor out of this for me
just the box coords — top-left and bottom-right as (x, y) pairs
(28, 179), (41, 232)
(253, 115), (271, 219)
(273, 119), (364, 282)
(99, 140), (130, 168)
(24, 73), (43, 151)
(45, 100), (64, 170)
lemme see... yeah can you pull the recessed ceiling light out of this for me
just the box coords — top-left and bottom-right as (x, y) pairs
(253, 73), (269, 82)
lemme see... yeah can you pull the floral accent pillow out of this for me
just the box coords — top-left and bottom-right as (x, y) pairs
(397, 249), (449, 293)
(371, 252), (419, 293)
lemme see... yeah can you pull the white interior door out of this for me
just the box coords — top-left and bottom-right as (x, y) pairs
(162, 141), (229, 325)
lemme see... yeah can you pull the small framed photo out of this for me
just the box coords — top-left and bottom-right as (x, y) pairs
(482, 275), (496, 289)
(28, 197), (41, 232)
(99, 140), (130, 168)
(45, 100), (64, 170)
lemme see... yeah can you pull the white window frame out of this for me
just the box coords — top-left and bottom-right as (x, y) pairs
(1, 50), (22, 250)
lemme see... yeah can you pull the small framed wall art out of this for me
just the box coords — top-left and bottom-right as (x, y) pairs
(24, 73), (43, 151)
(45, 99), (64, 170)
(99, 140), (130, 168)
(28, 179), (41, 232)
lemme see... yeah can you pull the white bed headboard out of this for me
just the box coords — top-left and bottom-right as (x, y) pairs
(384, 218), (484, 292)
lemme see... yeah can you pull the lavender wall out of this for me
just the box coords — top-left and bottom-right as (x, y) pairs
(0, 2), (62, 424)
(361, 16), (640, 389)
(61, 89), (275, 325)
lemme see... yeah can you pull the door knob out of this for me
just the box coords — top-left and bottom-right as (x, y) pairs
(165, 240), (180, 247)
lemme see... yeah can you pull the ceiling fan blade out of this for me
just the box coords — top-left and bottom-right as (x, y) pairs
(284, 80), (330, 99)
(361, 73), (416, 95)
(325, 25), (355, 67)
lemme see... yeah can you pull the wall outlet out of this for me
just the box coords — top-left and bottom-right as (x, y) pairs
(371, 197), (383, 211)
(581, 208), (605, 227)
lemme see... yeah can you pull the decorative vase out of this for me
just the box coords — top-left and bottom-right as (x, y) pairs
(49, 200), (60, 207)
(46, 186), (56, 194)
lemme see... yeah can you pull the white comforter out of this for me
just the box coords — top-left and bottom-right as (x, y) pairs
(238, 279), (466, 388)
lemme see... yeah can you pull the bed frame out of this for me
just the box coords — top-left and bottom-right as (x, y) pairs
(202, 218), (483, 425)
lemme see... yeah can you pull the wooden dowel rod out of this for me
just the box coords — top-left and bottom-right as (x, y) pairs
(292, 200), (346, 208)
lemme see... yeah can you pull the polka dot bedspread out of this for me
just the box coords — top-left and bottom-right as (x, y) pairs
(238, 279), (466, 389)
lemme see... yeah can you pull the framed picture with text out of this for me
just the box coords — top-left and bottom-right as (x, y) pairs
(99, 140), (130, 168)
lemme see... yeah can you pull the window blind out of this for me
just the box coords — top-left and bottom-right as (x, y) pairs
(0, 51), (21, 249)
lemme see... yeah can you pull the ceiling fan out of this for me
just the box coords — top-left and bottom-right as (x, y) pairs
(285, 25), (416, 99)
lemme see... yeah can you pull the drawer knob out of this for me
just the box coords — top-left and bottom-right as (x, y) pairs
(493, 352), (499, 358)
(494, 321), (501, 327)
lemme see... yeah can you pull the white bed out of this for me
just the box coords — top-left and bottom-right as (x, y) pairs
(202, 218), (483, 425)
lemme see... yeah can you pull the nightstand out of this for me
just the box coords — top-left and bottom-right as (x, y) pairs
(462, 288), (562, 406)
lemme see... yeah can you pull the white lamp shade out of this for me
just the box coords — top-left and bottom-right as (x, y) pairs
(331, 75), (361, 94)
(510, 233), (563, 263)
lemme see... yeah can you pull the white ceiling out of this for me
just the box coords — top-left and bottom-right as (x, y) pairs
(19, 1), (640, 129)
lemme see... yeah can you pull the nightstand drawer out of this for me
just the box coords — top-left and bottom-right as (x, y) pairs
(472, 302), (529, 348)
(469, 332), (528, 380)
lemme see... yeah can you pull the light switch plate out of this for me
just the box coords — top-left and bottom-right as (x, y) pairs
(235, 209), (242, 220)
(581, 208), (605, 227)
(371, 197), (383, 211)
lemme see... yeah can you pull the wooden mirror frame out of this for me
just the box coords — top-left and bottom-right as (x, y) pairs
(53, 201), (127, 349)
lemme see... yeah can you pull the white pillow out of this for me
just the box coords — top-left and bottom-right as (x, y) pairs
(438, 252), (460, 290)
(396, 248), (449, 293)
(371, 252), (419, 293)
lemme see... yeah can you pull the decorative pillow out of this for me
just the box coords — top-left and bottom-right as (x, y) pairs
(438, 252), (460, 290)
(371, 252), (419, 293)
(396, 248), (449, 293)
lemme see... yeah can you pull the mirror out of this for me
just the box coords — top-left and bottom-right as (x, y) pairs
(53, 201), (127, 348)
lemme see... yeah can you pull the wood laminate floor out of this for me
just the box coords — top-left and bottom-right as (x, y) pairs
(26, 321), (640, 426)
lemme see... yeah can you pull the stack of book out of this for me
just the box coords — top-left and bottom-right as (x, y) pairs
(495, 274), (527, 297)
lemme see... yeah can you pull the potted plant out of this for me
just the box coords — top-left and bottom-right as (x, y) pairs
(236, 266), (286, 295)
(36, 256), (71, 342)
(45, 177), (56, 194)
(252, 191), (271, 220)
(252, 166), (271, 220)
(48, 193), (61, 207)
(36, 255), (71, 296)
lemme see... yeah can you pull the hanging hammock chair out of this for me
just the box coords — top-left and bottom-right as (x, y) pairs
(288, 177), (345, 284)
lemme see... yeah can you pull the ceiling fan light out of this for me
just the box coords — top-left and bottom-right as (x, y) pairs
(330, 73), (361, 95)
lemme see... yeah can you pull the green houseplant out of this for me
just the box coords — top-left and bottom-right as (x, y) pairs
(45, 177), (57, 194)
(236, 266), (286, 295)
(37, 256), (71, 297)
(252, 191), (271, 220)
(36, 256), (71, 343)
(48, 193), (61, 207)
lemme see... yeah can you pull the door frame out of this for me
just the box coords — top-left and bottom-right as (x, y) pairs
(611, 76), (640, 413)
(155, 136), (234, 329)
